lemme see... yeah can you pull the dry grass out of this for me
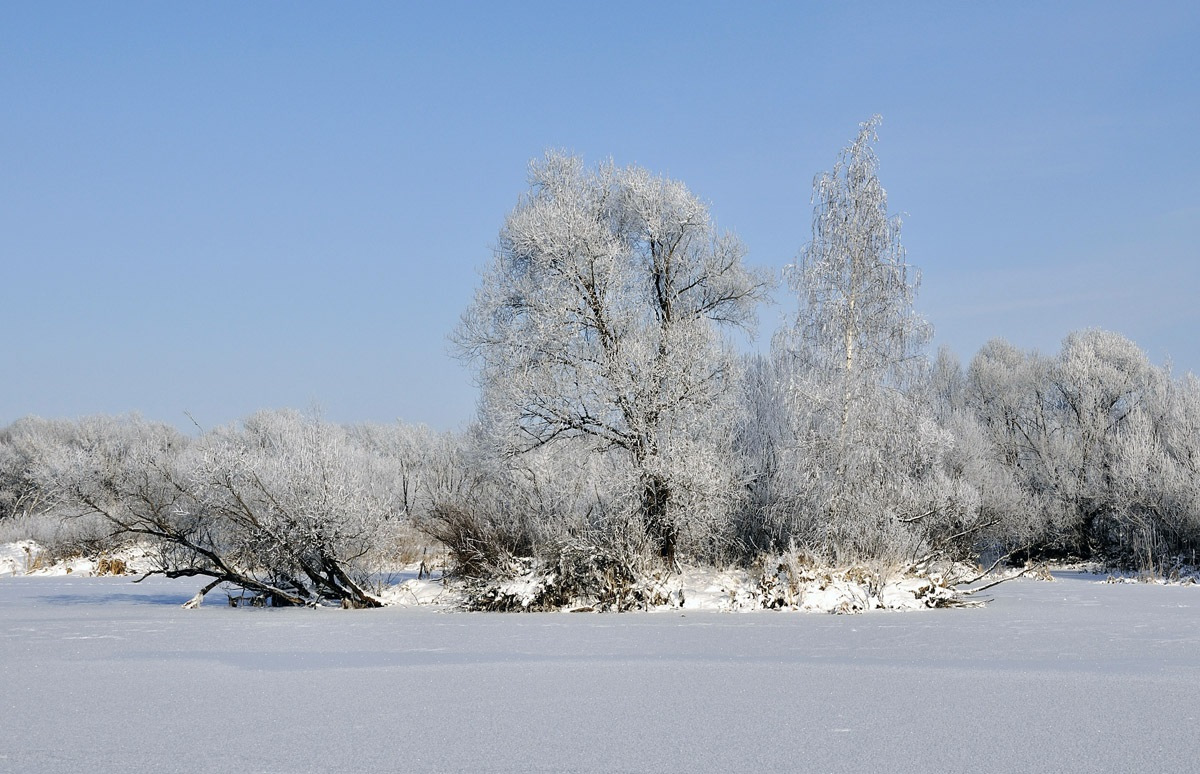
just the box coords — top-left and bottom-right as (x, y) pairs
(94, 557), (128, 576)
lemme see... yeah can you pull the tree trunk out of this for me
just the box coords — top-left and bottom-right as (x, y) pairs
(641, 473), (677, 568)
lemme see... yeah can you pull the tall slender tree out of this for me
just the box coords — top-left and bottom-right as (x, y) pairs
(774, 116), (938, 559)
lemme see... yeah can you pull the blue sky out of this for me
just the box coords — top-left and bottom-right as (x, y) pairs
(3, 2), (1198, 431)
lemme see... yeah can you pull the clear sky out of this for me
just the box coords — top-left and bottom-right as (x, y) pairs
(3, 2), (1198, 431)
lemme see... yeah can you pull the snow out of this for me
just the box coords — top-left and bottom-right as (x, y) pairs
(376, 574), (455, 608)
(0, 540), (39, 575)
(0, 541), (156, 578)
(1, 570), (1198, 773)
(675, 566), (760, 610)
(456, 559), (984, 613)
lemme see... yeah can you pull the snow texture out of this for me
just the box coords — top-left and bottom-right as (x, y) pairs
(1, 571), (1197, 773)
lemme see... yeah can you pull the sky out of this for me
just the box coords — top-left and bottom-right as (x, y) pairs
(3, 2), (1198, 431)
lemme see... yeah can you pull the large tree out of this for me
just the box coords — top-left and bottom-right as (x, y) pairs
(457, 151), (771, 564)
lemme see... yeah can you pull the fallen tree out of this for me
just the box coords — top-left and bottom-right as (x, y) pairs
(28, 412), (404, 608)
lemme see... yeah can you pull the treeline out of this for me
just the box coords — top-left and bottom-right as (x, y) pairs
(3, 118), (1198, 606)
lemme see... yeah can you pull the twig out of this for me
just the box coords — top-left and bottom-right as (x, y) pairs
(961, 563), (1041, 596)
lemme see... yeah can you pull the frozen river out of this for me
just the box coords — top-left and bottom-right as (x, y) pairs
(1, 573), (1197, 773)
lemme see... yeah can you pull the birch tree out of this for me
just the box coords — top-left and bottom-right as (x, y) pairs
(773, 116), (944, 560)
(456, 151), (771, 565)
(785, 115), (929, 432)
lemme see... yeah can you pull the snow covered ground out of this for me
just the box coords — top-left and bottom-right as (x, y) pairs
(1, 572), (1197, 773)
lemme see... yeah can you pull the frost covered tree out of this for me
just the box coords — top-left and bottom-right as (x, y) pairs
(185, 410), (406, 607)
(765, 116), (961, 562)
(1049, 329), (1151, 553)
(456, 151), (771, 565)
(28, 411), (408, 607)
(0, 418), (58, 524)
(784, 117), (929, 394)
(22, 414), (203, 572)
(964, 330), (1200, 565)
(0, 416), (125, 555)
(783, 115), (930, 452)
(1131, 370), (1200, 562)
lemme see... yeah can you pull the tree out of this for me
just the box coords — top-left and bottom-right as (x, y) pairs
(1137, 370), (1200, 561)
(782, 115), (929, 437)
(0, 416), (124, 558)
(0, 418), (61, 524)
(770, 116), (954, 561)
(29, 412), (406, 608)
(456, 151), (771, 565)
(964, 330), (1200, 564)
(187, 410), (404, 607)
(1048, 329), (1150, 553)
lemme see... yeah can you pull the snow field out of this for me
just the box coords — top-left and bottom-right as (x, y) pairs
(1, 572), (1197, 773)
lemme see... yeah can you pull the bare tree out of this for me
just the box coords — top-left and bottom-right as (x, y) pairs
(456, 151), (771, 565)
